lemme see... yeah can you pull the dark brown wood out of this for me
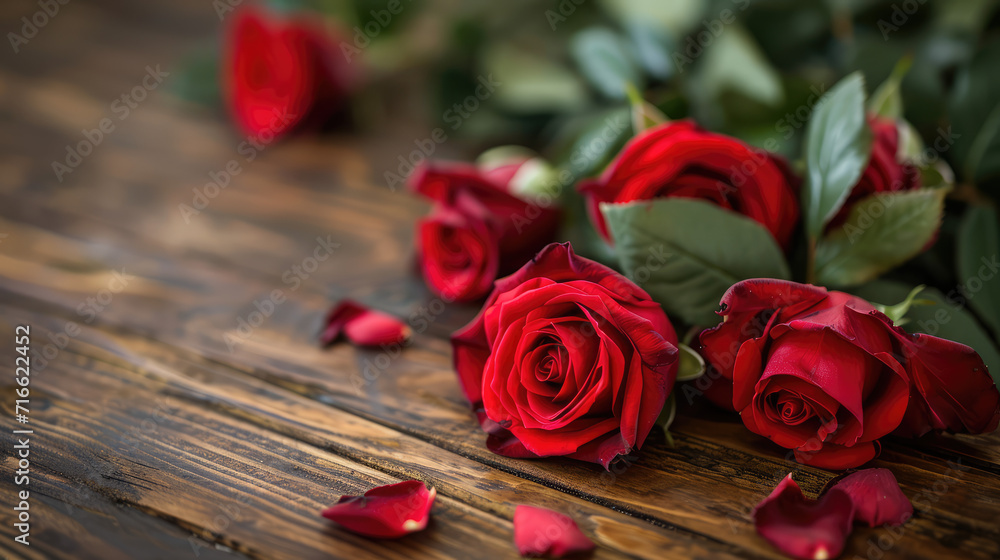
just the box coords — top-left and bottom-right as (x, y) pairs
(0, 0), (999, 558)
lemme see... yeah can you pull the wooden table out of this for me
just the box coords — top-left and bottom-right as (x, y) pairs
(1, 1), (998, 558)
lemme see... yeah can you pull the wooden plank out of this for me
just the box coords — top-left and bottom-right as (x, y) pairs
(0, 302), (742, 560)
(0, 475), (248, 560)
(0, 327), (524, 559)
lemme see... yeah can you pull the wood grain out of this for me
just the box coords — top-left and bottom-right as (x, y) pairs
(0, 0), (998, 558)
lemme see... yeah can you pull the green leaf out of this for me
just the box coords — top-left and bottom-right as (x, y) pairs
(698, 24), (784, 107)
(624, 19), (674, 80)
(626, 84), (667, 135)
(852, 280), (1000, 386)
(599, 0), (705, 35)
(675, 343), (706, 382)
(949, 37), (1000, 184)
(602, 198), (791, 326)
(897, 119), (925, 163)
(803, 72), (873, 238)
(867, 56), (912, 120)
(815, 187), (948, 287)
(482, 44), (589, 113)
(957, 206), (1000, 336)
(872, 284), (928, 325)
(556, 107), (632, 179)
(570, 27), (643, 100)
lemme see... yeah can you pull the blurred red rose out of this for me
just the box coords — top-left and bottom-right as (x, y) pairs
(578, 120), (800, 249)
(828, 116), (921, 229)
(697, 279), (1000, 469)
(223, 6), (354, 140)
(410, 160), (560, 302)
(452, 242), (678, 469)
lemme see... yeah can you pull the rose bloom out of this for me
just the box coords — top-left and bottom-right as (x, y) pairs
(578, 120), (800, 248)
(410, 160), (560, 302)
(452, 243), (679, 468)
(224, 6), (354, 140)
(697, 279), (1000, 469)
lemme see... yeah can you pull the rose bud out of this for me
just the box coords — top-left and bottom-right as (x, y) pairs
(697, 279), (1000, 469)
(827, 116), (921, 229)
(410, 160), (561, 302)
(513, 505), (595, 558)
(223, 5), (355, 141)
(578, 120), (800, 249)
(452, 242), (679, 469)
(753, 474), (855, 560)
(321, 480), (436, 538)
(821, 469), (912, 527)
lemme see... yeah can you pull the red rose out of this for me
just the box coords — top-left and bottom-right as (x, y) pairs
(697, 279), (1000, 469)
(828, 116), (921, 229)
(410, 160), (560, 302)
(452, 243), (679, 468)
(578, 120), (800, 248)
(223, 6), (354, 140)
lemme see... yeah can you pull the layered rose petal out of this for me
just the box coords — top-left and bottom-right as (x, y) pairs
(752, 474), (855, 560)
(702, 279), (991, 470)
(698, 280), (830, 411)
(887, 329), (1000, 437)
(578, 120), (800, 248)
(417, 193), (502, 301)
(321, 481), (436, 539)
(321, 300), (410, 347)
(823, 469), (912, 527)
(452, 243), (678, 469)
(409, 161), (561, 302)
(513, 505), (595, 558)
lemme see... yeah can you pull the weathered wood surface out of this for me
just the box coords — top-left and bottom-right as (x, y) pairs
(1, 1), (999, 559)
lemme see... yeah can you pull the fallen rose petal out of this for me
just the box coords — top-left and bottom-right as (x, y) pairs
(321, 300), (410, 347)
(753, 474), (854, 560)
(513, 505), (595, 558)
(321, 480), (435, 538)
(822, 469), (912, 527)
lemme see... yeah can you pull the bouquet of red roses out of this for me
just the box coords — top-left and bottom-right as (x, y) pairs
(409, 72), (1000, 473)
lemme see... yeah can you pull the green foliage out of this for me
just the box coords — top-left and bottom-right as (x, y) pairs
(602, 198), (791, 327)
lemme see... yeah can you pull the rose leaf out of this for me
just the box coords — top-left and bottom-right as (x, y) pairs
(803, 71), (873, 238)
(815, 186), (948, 288)
(957, 205), (1000, 337)
(601, 198), (791, 327)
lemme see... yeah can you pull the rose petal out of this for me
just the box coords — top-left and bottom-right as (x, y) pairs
(513, 505), (595, 558)
(752, 474), (855, 560)
(792, 440), (880, 471)
(822, 469), (912, 527)
(321, 480), (436, 538)
(888, 329), (1000, 437)
(321, 300), (410, 347)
